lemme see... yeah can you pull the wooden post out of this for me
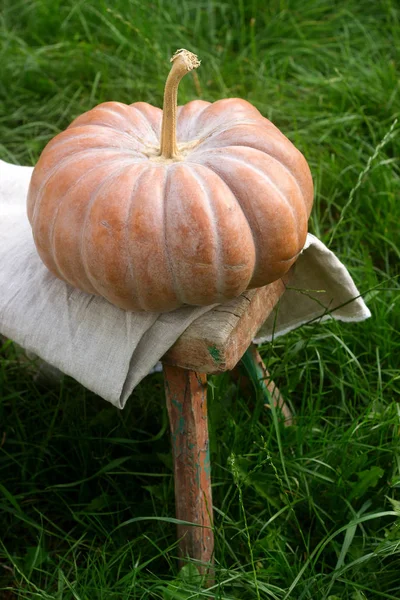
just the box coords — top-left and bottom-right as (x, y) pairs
(239, 344), (293, 426)
(163, 364), (214, 581)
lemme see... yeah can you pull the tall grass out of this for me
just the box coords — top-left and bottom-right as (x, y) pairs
(1, 0), (399, 597)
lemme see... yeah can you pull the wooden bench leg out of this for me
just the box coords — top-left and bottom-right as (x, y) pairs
(234, 343), (293, 426)
(162, 364), (214, 582)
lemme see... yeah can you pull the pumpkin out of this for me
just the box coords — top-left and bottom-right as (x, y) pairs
(27, 49), (313, 312)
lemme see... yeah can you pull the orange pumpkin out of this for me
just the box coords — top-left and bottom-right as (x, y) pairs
(27, 49), (313, 312)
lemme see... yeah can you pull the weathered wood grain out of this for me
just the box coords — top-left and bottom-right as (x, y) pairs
(163, 365), (214, 582)
(163, 278), (287, 373)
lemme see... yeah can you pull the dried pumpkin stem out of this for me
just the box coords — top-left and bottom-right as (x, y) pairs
(159, 49), (200, 160)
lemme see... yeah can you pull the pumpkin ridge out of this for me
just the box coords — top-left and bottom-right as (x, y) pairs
(128, 106), (161, 143)
(84, 103), (159, 144)
(194, 136), (305, 199)
(123, 165), (153, 311)
(30, 148), (141, 230)
(162, 166), (183, 306)
(193, 97), (261, 125)
(131, 102), (163, 139)
(208, 144), (309, 223)
(176, 100), (211, 141)
(194, 125), (313, 208)
(77, 162), (143, 296)
(192, 118), (262, 145)
(189, 161), (260, 279)
(66, 123), (151, 151)
(50, 159), (136, 289)
(205, 150), (301, 255)
(49, 128), (146, 154)
(184, 161), (256, 298)
(182, 164), (223, 300)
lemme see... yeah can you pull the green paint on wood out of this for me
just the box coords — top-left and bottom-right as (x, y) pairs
(170, 397), (185, 450)
(242, 347), (272, 406)
(172, 397), (183, 413)
(194, 443), (212, 490)
(203, 442), (211, 481)
(171, 398), (185, 433)
(177, 416), (185, 436)
(208, 345), (222, 364)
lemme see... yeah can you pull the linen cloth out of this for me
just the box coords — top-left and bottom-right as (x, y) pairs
(0, 159), (371, 408)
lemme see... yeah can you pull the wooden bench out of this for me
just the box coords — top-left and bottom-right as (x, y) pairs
(0, 274), (291, 585)
(161, 275), (291, 582)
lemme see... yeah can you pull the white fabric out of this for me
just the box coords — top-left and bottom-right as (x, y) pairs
(0, 160), (371, 408)
(255, 234), (371, 342)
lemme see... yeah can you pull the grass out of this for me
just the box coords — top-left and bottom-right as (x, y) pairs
(1, 0), (400, 597)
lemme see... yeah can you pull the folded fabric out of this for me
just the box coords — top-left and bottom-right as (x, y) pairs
(0, 159), (371, 408)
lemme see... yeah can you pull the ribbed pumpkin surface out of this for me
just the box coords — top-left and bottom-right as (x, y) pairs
(27, 97), (313, 312)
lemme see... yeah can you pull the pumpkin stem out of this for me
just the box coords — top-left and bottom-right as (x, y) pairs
(159, 49), (200, 160)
